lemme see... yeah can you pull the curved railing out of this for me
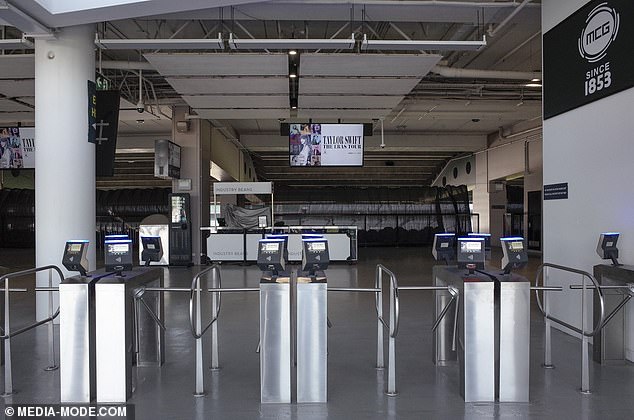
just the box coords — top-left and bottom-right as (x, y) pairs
(1, 265), (64, 396)
(534, 262), (606, 394)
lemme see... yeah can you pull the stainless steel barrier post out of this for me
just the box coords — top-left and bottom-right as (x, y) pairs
(376, 269), (384, 370)
(296, 273), (327, 403)
(210, 267), (220, 370)
(581, 271), (590, 394)
(260, 275), (291, 403)
(544, 266), (553, 368)
(387, 271), (398, 396)
(195, 275), (204, 397)
(3, 277), (11, 397)
(45, 270), (58, 371)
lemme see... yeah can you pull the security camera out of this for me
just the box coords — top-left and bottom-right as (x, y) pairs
(136, 100), (145, 113)
(380, 143), (385, 149)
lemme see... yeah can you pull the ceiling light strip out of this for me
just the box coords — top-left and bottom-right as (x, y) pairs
(95, 34), (224, 50)
(361, 35), (486, 51)
(229, 33), (355, 50)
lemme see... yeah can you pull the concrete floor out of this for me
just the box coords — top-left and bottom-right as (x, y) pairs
(1, 246), (633, 419)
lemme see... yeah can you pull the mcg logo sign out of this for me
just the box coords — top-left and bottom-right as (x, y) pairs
(578, 3), (620, 63)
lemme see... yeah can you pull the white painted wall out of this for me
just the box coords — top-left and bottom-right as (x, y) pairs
(542, 0), (634, 360)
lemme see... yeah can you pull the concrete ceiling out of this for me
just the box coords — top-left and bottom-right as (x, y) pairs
(0, 0), (543, 188)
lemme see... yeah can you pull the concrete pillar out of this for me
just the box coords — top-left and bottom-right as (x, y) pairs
(35, 25), (96, 320)
(472, 153), (490, 235)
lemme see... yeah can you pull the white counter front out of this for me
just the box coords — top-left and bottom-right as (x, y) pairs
(204, 226), (357, 263)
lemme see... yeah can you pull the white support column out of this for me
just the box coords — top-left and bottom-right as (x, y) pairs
(35, 25), (96, 320)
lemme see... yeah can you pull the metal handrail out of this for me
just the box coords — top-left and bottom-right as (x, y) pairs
(569, 283), (634, 331)
(431, 286), (459, 333)
(375, 264), (400, 338)
(534, 263), (606, 337)
(534, 262), (606, 394)
(189, 265), (222, 340)
(1, 265), (64, 397)
(375, 264), (400, 397)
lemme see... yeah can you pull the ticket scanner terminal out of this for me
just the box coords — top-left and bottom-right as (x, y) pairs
(432, 233), (456, 264)
(301, 238), (329, 275)
(141, 236), (163, 266)
(468, 233), (492, 260)
(597, 232), (620, 266)
(257, 239), (286, 277)
(500, 237), (528, 274)
(456, 237), (485, 271)
(62, 240), (90, 277)
(265, 234), (289, 264)
(104, 239), (133, 276)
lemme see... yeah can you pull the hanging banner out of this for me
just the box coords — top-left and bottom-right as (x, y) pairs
(0, 127), (35, 169)
(544, 0), (634, 119)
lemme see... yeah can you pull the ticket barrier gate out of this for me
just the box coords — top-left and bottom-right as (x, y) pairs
(433, 266), (496, 402)
(296, 271), (327, 403)
(590, 264), (634, 365)
(59, 267), (164, 403)
(433, 265), (559, 402)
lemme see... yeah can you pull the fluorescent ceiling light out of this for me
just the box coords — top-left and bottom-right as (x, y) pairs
(0, 37), (34, 49)
(525, 83), (542, 87)
(361, 34), (486, 51)
(228, 33), (355, 50)
(95, 34), (224, 50)
(0, 2), (52, 36)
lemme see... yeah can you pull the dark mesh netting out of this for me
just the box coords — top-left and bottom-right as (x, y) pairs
(273, 185), (473, 246)
(0, 188), (170, 248)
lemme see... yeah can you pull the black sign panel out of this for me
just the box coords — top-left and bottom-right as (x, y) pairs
(544, 183), (568, 201)
(88, 80), (97, 143)
(95, 90), (120, 177)
(544, 0), (634, 119)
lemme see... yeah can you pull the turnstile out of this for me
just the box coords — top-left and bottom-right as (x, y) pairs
(296, 272), (327, 403)
(94, 267), (164, 403)
(432, 266), (530, 402)
(59, 276), (97, 403)
(497, 273), (530, 402)
(593, 264), (634, 364)
(260, 274), (291, 403)
(433, 266), (495, 402)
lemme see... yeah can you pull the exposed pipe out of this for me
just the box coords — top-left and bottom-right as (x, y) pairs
(280, 1), (539, 8)
(99, 61), (154, 71)
(488, 0), (533, 37)
(431, 65), (540, 81)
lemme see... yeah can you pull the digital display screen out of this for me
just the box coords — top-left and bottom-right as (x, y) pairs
(289, 123), (364, 167)
(509, 241), (524, 251)
(440, 242), (449, 248)
(308, 242), (326, 251)
(108, 244), (129, 254)
(69, 244), (82, 252)
(147, 244), (155, 250)
(460, 241), (482, 253)
(171, 196), (187, 224)
(263, 243), (279, 252)
(606, 241), (614, 247)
